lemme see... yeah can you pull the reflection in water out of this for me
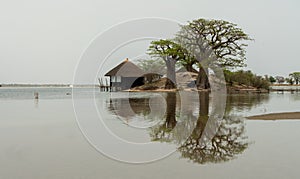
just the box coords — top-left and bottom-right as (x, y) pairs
(149, 92), (198, 144)
(107, 97), (151, 117)
(151, 92), (248, 164)
(165, 93), (177, 129)
(106, 92), (266, 164)
(179, 115), (248, 164)
(151, 93), (177, 142)
(106, 94), (167, 128)
(226, 94), (270, 114)
(291, 93), (300, 101)
(34, 98), (39, 108)
(179, 92), (248, 164)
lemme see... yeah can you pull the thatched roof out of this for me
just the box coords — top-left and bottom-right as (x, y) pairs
(105, 58), (144, 77)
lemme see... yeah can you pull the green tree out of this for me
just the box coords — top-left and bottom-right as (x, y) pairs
(176, 49), (198, 72)
(269, 76), (276, 84)
(148, 39), (187, 89)
(176, 19), (252, 89)
(289, 72), (300, 85)
(285, 77), (294, 85)
(224, 70), (270, 89)
(147, 40), (198, 73)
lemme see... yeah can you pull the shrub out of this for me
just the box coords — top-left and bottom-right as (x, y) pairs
(224, 70), (270, 89)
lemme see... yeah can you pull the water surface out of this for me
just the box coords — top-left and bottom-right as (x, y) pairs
(0, 87), (299, 178)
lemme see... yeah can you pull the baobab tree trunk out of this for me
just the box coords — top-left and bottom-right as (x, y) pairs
(165, 92), (177, 129)
(165, 58), (177, 89)
(196, 66), (210, 89)
(184, 64), (196, 73)
(199, 91), (209, 116)
(189, 91), (209, 139)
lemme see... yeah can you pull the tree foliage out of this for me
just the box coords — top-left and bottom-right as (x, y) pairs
(148, 39), (186, 60)
(268, 76), (276, 84)
(224, 70), (270, 89)
(289, 72), (300, 85)
(285, 77), (294, 85)
(176, 19), (252, 68)
(145, 19), (253, 89)
(175, 19), (252, 89)
(147, 39), (188, 89)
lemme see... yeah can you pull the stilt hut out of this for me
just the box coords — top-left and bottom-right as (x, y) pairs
(105, 58), (145, 91)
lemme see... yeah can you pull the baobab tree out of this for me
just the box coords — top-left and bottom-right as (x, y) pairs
(148, 39), (188, 89)
(176, 19), (252, 89)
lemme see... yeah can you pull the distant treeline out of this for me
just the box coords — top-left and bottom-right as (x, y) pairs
(224, 70), (270, 90)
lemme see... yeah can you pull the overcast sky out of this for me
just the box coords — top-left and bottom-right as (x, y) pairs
(0, 0), (299, 84)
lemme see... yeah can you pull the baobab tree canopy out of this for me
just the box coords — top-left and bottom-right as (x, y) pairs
(176, 19), (253, 68)
(146, 18), (253, 89)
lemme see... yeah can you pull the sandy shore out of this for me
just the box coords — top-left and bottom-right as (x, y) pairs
(125, 88), (210, 92)
(247, 112), (300, 120)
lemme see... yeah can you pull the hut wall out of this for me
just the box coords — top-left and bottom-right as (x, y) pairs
(110, 76), (144, 91)
(120, 77), (144, 89)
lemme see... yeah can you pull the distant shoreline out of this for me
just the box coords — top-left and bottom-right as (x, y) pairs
(0, 84), (98, 88)
(1, 84), (299, 93)
(0, 84), (70, 87)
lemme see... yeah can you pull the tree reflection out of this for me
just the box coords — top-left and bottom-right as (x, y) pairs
(151, 92), (248, 164)
(225, 94), (270, 114)
(179, 116), (248, 164)
(106, 92), (271, 164)
(178, 92), (248, 163)
(151, 92), (178, 143)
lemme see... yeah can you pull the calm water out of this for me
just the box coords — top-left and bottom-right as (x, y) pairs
(271, 85), (300, 90)
(0, 87), (300, 179)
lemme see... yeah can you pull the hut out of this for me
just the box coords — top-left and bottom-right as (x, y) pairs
(105, 58), (145, 91)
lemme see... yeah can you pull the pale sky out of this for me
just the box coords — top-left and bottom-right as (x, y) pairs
(0, 0), (299, 84)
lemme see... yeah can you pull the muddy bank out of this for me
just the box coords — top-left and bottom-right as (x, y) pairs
(247, 112), (300, 120)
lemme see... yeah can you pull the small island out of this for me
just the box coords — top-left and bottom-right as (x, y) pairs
(99, 18), (300, 122)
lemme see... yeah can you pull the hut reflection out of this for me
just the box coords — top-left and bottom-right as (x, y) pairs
(107, 97), (151, 119)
